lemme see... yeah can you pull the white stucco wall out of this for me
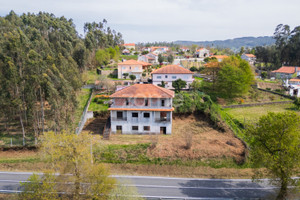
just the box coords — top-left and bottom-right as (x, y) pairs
(152, 73), (194, 89)
(118, 64), (143, 79)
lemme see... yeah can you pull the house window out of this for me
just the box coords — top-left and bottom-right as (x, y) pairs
(172, 76), (176, 79)
(144, 126), (150, 131)
(157, 76), (161, 79)
(161, 100), (165, 107)
(130, 66), (131, 69)
(132, 126), (138, 131)
(165, 75), (168, 78)
(122, 67), (126, 70)
(116, 125), (122, 133)
(144, 113), (150, 118)
(145, 99), (149, 106)
(126, 99), (129, 106)
(117, 112), (123, 119)
(132, 112), (138, 118)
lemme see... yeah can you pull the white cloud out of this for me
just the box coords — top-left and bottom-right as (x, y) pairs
(0, 0), (300, 42)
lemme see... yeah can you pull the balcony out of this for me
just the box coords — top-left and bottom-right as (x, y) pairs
(111, 117), (127, 121)
(155, 117), (171, 122)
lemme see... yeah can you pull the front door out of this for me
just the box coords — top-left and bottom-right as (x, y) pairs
(160, 127), (166, 134)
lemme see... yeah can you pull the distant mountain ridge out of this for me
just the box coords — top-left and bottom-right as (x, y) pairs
(174, 36), (275, 49)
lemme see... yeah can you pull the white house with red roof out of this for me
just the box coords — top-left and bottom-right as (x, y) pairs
(151, 65), (194, 89)
(195, 48), (210, 58)
(123, 43), (135, 50)
(272, 66), (300, 79)
(241, 54), (256, 64)
(138, 54), (157, 64)
(118, 59), (151, 80)
(109, 84), (174, 134)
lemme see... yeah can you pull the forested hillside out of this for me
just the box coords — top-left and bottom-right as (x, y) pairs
(174, 36), (275, 50)
(0, 11), (123, 138)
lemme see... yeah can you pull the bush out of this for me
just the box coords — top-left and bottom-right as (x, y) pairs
(97, 99), (104, 104)
(266, 88), (271, 91)
(190, 66), (198, 72)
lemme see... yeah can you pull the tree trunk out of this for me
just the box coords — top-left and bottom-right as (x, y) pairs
(39, 88), (45, 135)
(19, 106), (26, 146)
(277, 178), (288, 200)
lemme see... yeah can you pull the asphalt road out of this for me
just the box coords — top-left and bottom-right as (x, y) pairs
(0, 171), (279, 199)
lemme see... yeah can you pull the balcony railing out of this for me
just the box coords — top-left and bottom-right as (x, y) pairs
(155, 118), (171, 122)
(111, 117), (127, 121)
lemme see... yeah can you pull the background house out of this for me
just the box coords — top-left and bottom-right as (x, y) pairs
(195, 48), (210, 58)
(241, 54), (256, 64)
(109, 84), (174, 134)
(118, 59), (151, 80)
(272, 66), (300, 79)
(123, 43), (136, 50)
(152, 65), (194, 89)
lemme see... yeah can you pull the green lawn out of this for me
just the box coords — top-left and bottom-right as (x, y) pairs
(225, 103), (299, 123)
(120, 55), (138, 60)
(89, 98), (109, 112)
(194, 77), (204, 81)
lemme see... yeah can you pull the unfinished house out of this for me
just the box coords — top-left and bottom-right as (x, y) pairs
(109, 84), (175, 134)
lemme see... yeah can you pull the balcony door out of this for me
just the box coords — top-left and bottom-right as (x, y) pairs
(117, 111), (123, 119)
(160, 112), (167, 121)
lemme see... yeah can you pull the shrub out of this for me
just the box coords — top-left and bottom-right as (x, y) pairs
(266, 88), (271, 91)
(239, 99), (245, 104)
(269, 96), (275, 101)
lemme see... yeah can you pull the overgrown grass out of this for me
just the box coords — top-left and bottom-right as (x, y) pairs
(0, 134), (35, 147)
(0, 157), (40, 164)
(89, 98), (109, 112)
(194, 77), (204, 81)
(83, 70), (99, 85)
(94, 143), (249, 169)
(120, 55), (138, 60)
(73, 89), (92, 129)
(224, 103), (298, 123)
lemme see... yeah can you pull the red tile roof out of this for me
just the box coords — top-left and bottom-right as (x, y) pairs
(118, 59), (151, 66)
(151, 65), (193, 74)
(245, 54), (256, 58)
(123, 43), (135, 46)
(210, 55), (228, 59)
(290, 78), (300, 82)
(272, 66), (299, 74)
(110, 84), (175, 98)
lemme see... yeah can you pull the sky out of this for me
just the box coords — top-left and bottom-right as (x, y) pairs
(1, 0), (300, 43)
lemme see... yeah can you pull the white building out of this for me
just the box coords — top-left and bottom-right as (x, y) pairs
(285, 78), (300, 97)
(138, 54), (157, 64)
(118, 59), (151, 80)
(272, 66), (300, 79)
(196, 48), (210, 58)
(109, 84), (175, 134)
(152, 65), (194, 90)
(123, 43), (135, 50)
(241, 54), (256, 64)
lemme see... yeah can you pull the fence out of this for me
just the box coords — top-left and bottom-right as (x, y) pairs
(222, 100), (293, 108)
(0, 136), (37, 148)
(75, 89), (93, 135)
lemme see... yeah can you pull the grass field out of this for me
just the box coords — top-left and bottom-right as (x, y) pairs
(82, 70), (98, 85)
(120, 55), (138, 60)
(225, 103), (299, 123)
(89, 97), (109, 112)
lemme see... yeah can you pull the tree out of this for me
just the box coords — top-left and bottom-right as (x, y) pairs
(172, 79), (187, 93)
(239, 46), (245, 55)
(261, 71), (267, 79)
(167, 54), (174, 64)
(129, 74), (136, 82)
(37, 131), (115, 199)
(19, 173), (59, 200)
(190, 66), (197, 72)
(246, 112), (300, 200)
(216, 56), (254, 98)
(95, 49), (110, 66)
(190, 80), (202, 91)
(158, 81), (166, 88)
(123, 73), (129, 79)
(293, 98), (300, 110)
(158, 54), (164, 64)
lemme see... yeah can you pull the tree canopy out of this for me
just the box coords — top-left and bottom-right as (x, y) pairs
(246, 112), (300, 200)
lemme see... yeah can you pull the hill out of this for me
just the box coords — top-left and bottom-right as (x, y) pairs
(174, 36), (275, 50)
